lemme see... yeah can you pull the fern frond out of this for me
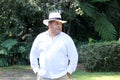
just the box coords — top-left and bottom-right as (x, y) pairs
(79, 2), (98, 19)
(94, 16), (117, 41)
(78, 2), (117, 41)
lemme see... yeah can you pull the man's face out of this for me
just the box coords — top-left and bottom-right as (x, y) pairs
(48, 21), (62, 35)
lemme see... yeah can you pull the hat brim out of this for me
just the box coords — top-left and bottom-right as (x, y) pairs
(43, 19), (67, 26)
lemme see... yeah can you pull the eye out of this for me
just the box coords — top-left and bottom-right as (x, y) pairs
(57, 22), (62, 25)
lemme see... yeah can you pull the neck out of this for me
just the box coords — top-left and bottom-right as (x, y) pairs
(48, 30), (57, 38)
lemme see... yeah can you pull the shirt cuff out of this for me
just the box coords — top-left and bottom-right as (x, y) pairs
(67, 68), (73, 75)
(33, 68), (39, 74)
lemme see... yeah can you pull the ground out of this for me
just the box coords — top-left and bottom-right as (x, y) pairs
(0, 65), (84, 80)
(0, 68), (36, 80)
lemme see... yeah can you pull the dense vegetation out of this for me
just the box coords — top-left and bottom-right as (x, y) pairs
(0, 0), (120, 71)
(78, 41), (120, 72)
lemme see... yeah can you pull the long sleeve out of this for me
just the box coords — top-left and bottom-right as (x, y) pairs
(30, 37), (40, 74)
(67, 38), (78, 74)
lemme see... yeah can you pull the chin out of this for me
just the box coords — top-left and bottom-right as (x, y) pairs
(56, 32), (61, 35)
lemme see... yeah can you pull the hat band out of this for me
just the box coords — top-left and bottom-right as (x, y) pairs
(49, 18), (62, 20)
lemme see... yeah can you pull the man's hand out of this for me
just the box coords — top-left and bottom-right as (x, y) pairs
(67, 72), (71, 78)
(36, 72), (39, 80)
(36, 72), (38, 75)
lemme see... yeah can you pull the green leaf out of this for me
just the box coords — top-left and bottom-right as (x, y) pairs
(94, 16), (117, 41)
(0, 34), (4, 43)
(79, 2), (98, 19)
(1, 39), (17, 50)
(0, 49), (7, 55)
(18, 46), (26, 53)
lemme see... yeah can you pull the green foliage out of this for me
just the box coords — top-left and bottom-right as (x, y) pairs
(78, 2), (117, 41)
(0, 0), (42, 66)
(1, 39), (17, 50)
(0, 58), (9, 67)
(78, 2), (97, 19)
(18, 46), (26, 53)
(0, 49), (7, 55)
(91, 0), (110, 2)
(0, 0), (120, 66)
(0, 39), (17, 66)
(88, 38), (96, 44)
(94, 15), (117, 41)
(78, 41), (120, 71)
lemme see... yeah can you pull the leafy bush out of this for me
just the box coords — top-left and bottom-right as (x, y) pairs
(0, 39), (17, 66)
(78, 41), (120, 72)
(0, 0), (41, 67)
(0, 38), (30, 66)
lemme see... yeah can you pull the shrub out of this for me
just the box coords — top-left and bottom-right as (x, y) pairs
(0, 38), (30, 66)
(78, 41), (120, 72)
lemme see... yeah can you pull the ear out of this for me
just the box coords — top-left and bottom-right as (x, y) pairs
(48, 22), (50, 26)
(48, 22), (51, 28)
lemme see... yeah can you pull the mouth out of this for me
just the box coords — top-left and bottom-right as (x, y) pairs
(56, 28), (61, 31)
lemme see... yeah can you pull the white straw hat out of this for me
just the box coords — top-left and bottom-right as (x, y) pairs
(43, 12), (67, 26)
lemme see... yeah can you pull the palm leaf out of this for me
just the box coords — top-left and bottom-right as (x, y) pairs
(79, 2), (98, 19)
(78, 2), (117, 41)
(94, 16), (117, 41)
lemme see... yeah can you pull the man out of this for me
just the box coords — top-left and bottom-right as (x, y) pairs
(30, 12), (78, 80)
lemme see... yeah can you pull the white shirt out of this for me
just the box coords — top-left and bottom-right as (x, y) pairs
(30, 31), (78, 79)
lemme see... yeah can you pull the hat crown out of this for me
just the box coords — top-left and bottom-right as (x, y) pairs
(49, 12), (61, 19)
(43, 12), (67, 26)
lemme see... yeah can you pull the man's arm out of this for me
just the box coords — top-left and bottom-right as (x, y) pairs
(30, 38), (40, 74)
(67, 38), (78, 75)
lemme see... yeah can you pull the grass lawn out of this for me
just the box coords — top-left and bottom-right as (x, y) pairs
(0, 65), (120, 80)
(72, 70), (120, 80)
